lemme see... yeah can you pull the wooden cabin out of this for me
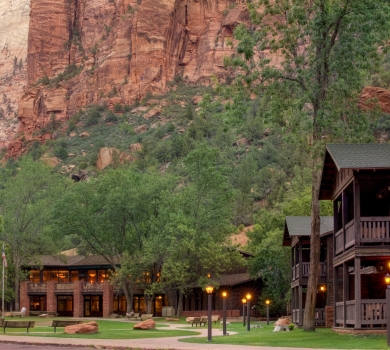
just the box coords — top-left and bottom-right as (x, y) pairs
(319, 144), (390, 330)
(283, 216), (334, 327)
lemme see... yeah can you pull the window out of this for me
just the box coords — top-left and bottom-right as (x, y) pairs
(71, 271), (79, 282)
(98, 270), (107, 283)
(29, 270), (40, 283)
(43, 270), (50, 282)
(88, 270), (97, 283)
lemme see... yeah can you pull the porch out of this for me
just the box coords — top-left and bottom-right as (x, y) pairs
(292, 308), (325, 326)
(292, 262), (327, 281)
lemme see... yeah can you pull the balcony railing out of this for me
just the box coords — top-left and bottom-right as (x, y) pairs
(81, 282), (103, 293)
(335, 299), (387, 326)
(27, 283), (47, 293)
(292, 308), (325, 325)
(335, 217), (390, 255)
(55, 283), (74, 293)
(292, 262), (327, 281)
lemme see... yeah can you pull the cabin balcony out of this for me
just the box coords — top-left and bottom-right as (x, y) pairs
(335, 217), (390, 255)
(292, 262), (327, 281)
(335, 299), (387, 328)
(292, 308), (325, 326)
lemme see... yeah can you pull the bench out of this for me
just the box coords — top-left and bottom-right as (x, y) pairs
(9, 312), (23, 318)
(140, 314), (153, 321)
(212, 315), (220, 324)
(0, 319), (4, 327)
(187, 317), (202, 327)
(126, 312), (140, 321)
(3, 321), (35, 333)
(29, 310), (57, 317)
(49, 320), (83, 333)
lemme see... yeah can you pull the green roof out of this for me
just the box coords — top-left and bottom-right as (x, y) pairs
(326, 144), (390, 170)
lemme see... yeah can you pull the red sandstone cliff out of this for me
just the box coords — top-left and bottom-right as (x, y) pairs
(9, 0), (250, 155)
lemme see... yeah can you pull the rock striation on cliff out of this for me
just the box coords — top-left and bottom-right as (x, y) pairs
(0, 0), (30, 148)
(9, 0), (250, 155)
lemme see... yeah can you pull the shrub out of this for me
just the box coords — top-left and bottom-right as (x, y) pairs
(288, 323), (295, 331)
(79, 162), (88, 170)
(89, 152), (99, 166)
(54, 146), (68, 160)
(113, 103), (123, 113)
(106, 110), (119, 123)
(85, 108), (101, 126)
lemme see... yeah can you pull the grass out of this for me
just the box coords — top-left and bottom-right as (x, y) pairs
(1, 318), (199, 339)
(180, 322), (390, 349)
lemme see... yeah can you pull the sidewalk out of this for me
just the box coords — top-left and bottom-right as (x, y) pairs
(0, 320), (344, 350)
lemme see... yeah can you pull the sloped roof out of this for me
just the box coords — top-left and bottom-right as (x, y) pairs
(283, 216), (333, 246)
(33, 255), (85, 267)
(325, 144), (390, 170)
(70, 255), (116, 267)
(217, 272), (253, 286)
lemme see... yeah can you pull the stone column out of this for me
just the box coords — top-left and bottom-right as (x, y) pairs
(20, 281), (30, 316)
(325, 305), (334, 328)
(73, 281), (83, 317)
(103, 281), (113, 317)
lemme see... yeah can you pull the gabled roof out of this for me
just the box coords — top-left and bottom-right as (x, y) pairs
(325, 144), (390, 170)
(283, 216), (333, 246)
(320, 144), (390, 199)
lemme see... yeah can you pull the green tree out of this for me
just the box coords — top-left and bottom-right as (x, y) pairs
(0, 156), (65, 310)
(230, 0), (390, 330)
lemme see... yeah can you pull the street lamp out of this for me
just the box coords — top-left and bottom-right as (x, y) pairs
(206, 286), (214, 342)
(385, 273), (390, 346)
(265, 300), (270, 325)
(222, 291), (227, 335)
(242, 298), (246, 327)
(246, 293), (251, 331)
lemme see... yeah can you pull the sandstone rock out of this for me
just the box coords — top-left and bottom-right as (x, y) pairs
(65, 321), (98, 334)
(68, 153), (75, 157)
(143, 107), (162, 120)
(359, 86), (390, 114)
(110, 313), (120, 318)
(264, 128), (271, 136)
(69, 132), (77, 137)
(133, 319), (156, 330)
(134, 124), (148, 134)
(165, 317), (179, 321)
(41, 156), (60, 167)
(192, 96), (203, 105)
(79, 132), (90, 138)
(129, 143), (142, 152)
(96, 147), (120, 170)
(81, 151), (87, 156)
(131, 106), (149, 115)
(234, 138), (249, 146)
(146, 99), (160, 105)
(273, 316), (292, 332)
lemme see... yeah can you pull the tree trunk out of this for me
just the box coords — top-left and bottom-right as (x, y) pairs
(176, 292), (183, 317)
(123, 284), (134, 314)
(14, 265), (20, 311)
(145, 293), (154, 314)
(302, 163), (322, 331)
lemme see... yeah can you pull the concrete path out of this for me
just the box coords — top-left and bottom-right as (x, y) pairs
(0, 319), (344, 350)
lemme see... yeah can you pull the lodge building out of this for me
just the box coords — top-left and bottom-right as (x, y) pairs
(285, 144), (390, 331)
(21, 251), (262, 318)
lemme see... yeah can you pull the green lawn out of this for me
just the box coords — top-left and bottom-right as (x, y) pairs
(1, 318), (199, 339)
(180, 322), (390, 349)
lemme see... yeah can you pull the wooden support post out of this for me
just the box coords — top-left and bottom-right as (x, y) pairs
(353, 176), (361, 246)
(298, 285), (303, 327)
(343, 262), (348, 328)
(298, 241), (303, 279)
(354, 257), (361, 329)
(342, 191), (347, 252)
(333, 266), (337, 327)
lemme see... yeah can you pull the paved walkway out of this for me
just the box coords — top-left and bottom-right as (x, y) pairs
(0, 319), (343, 350)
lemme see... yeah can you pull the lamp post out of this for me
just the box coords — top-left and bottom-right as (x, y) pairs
(206, 286), (214, 342)
(386, 273), (390, 346)
(242, 298), (246, 327)
(246, 293), (251, 331)
(266, 299), (270, 325)
(222, 292), (227, 335)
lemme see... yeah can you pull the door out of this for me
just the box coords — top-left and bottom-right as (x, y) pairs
(84, 295), (102, 317)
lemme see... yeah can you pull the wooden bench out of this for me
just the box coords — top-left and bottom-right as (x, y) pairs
(49, 320), (83, 333)
(3, 321), (35, 333)
(29, 311), (57, 317)
(9, 312), (23, 318)
(188, 317), (202, 327)
(199, 316), (207, 326)
(211, 315), (220, 324)
(140, 314), (153, 321)
(0, 319), (4, 327)
(126, 312), (140, 321)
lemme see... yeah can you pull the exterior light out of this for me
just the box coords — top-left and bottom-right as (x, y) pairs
(266, 299), (270, 305)
(242, 298), (246, 304)
(246, 293), (251, 300)
(320, 286), (326, 292)
(207, 273), (211, 278)
(206, 286), (214, 294)
(385, 273), (390, 288)
(222, 292), (227, 298)
(265, 299), (270, 325)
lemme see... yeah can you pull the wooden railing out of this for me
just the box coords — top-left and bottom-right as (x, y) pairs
(361, 217), (390, 243)
(335, 228), (344, 255)
(291, 263), (327, 280)
(361, 299), (386, 325)
(55, 283), (74, 293)
(81, 282), (103, 293)
(335, 299), (387, 326)
(292, 308), (325, 325)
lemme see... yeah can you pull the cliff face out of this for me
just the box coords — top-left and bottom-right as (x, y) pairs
(0, 0), (30, 148)
(11, 0), (249, 155)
